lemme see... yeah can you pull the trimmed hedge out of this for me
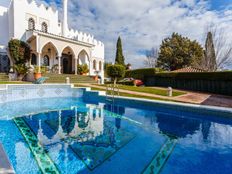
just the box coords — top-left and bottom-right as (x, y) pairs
(145, 71), (232, 95)
(125, 68), (161, 80)
(153, 71), (232, 80)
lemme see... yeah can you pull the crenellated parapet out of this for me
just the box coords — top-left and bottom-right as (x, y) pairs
(24, 0), (58, 13)
(67, 28), (104, 47)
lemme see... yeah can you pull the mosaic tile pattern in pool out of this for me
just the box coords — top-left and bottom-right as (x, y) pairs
(14, 118), (60, 174)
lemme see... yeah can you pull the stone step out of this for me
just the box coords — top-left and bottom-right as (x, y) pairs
(43, 73), (96, 83)
(0, 74), (9, 81)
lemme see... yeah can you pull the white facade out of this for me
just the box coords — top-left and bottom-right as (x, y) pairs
(0, 0), (104, 78)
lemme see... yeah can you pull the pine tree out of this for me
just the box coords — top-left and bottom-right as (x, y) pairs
(203, 32), (217, 71)
(115, 37), (125, 66)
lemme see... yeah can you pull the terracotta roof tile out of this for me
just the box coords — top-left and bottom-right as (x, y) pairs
(173, 66), (206, 72)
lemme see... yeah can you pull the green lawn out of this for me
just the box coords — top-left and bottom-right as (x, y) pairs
(98, 84), (185, 97)
(0, 81), (30, 84)
(74, 84), (174, 102)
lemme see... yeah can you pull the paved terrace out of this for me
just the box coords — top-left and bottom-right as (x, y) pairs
(80, 84), (232, 108)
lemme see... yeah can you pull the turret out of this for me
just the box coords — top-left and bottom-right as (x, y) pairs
(62, 0), (68, 37)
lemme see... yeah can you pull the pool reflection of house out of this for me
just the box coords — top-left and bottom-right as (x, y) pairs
(37, 104), (104, 146)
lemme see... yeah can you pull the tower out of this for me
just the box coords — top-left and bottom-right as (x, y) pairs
(62, 0), (68, 37)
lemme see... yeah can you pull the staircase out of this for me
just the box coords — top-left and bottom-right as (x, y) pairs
(0, 73), (9, 82)
(43, 73), (96, 84)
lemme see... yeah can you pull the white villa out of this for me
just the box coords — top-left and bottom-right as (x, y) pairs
(0, 0), (104, 78)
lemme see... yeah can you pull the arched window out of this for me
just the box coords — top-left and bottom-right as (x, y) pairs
(93, 60), (96, 70)
(99, 61), (102, 71)
(41, 22), (48, 33)
(28, 18), (35, 30)
(43, 55), (49, 66)
(31, 53), (37, 65)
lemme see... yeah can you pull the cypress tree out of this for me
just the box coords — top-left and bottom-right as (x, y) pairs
(115, 37), (125, 66)
(204, 32), (217, 71)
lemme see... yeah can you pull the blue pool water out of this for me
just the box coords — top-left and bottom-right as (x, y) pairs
(0, 96), (232, 174)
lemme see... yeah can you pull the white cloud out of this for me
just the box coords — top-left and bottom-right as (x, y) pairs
(47, 0), (232, 68)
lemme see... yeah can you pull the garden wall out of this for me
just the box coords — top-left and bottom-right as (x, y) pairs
(145, 72), (232, 96)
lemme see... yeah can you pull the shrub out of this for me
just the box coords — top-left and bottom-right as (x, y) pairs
(106, 64), (126, 85)
(13, 64), (30, 80)
(34, 66), (48, 74)
(8, 39), (31, 64)
(125, 68), (162, 80)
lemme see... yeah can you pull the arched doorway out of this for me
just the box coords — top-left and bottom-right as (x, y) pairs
(62, 58), (69, 74)
(40, 42), (58, 70)
(61, 46), (75, 74)
(78, 50), (89, 65)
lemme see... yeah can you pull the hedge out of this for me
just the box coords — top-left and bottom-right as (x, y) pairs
(152, 71), (232, 81)
(145, 71), (232, 95)
(125, 68), (161, 80)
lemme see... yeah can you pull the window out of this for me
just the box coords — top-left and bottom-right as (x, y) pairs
(28, 18), (35, 30)
(99, 61), (102, 71)
(43, 55), (49, 66)
(93, 60), (96, 70)
(31, 53), (37, 65)
(41, 22), (48, 33)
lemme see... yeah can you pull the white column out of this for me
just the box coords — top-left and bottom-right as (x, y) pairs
(74, 58), (78, 75)
(62, 0), (68, 37)
(58, 56), (61, 74)
(38, 53), (41, 73)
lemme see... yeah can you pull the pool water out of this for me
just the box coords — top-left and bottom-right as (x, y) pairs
(0, 97), (232, 174)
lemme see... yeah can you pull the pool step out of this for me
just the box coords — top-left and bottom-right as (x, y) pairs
(0, 144), (15, 174)
(142, 138), (177, 174)
(13, 118), (60, 174)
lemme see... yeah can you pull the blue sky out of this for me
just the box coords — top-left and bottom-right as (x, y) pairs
(210, 0), (232, 10)
(8, 0), (232, 68)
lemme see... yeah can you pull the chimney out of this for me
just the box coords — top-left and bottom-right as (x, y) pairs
(62, 0), (68, 37)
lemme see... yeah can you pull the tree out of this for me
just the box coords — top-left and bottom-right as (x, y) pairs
(157, 33), (204, 71)
(144, 48), (158, 68)
(115, 37), (125, 66)
(8, 39), (31, 80)
(202, 32), (217, 71)
(126, 63), (132, 70)
(8, 39), (31, 65)
(106, 64), (125, 86)
(104, 62), (113, 71)
(202, 25), (232, 70)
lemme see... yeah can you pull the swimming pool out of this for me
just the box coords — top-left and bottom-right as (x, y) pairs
(0, 85), (232, 174)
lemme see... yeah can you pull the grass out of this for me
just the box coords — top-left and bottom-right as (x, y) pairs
(74, 84), (173, 102)
(0, 81), (30, 84)
(98, 84), (186, 97)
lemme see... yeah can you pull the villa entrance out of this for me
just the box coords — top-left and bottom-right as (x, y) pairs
(62, 54), (72, 74)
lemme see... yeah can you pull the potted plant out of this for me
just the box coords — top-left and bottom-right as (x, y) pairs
(34, 66), (42, 80)
(77, 64), (89, 75)
(33, 66), (47, 80)
(94, 70), (99, 81)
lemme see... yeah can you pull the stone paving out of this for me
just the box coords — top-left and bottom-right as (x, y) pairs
(80, 84), (232, 108)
